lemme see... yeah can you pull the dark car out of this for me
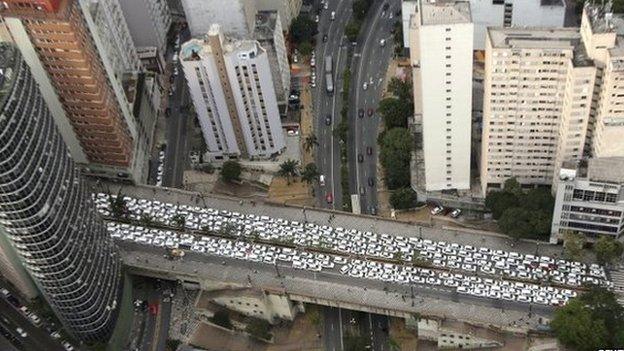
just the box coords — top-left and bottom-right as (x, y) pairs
(368, 177), (375, 186)
(367, 108), (374, 116)
(325, 115), (332, 126)
(323, 34), (328, 42)
(366, 146), (373, 155)
(358, 153), (364, 163)
(358, 108), (365, 118)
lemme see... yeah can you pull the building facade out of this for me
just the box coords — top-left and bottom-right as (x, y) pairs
(551, 158), (624, 243)
(480, 28), (596, 195)
(403, 0), (566, 50)
(119, 0), (172, 57)
(0, 43), (121, 341)
(0, 226), (38, 300)
(410, 0), (473, 191)
(180, 25), (285, 162)
(2, 0), (154, 184)
(255, 11), (290, 115)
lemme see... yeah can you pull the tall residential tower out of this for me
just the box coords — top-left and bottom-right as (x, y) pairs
(0, 42), (121, 342)
(410, 0), (473, 192)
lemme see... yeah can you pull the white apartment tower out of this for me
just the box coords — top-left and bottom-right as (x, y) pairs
(480, 28), (596, 195)
(403, 0), (565, 50)
(180, 25), (285, 161)
(410, 0), (473, 191)
(119, 0), (172, 55)
(580, 5), (624, 159)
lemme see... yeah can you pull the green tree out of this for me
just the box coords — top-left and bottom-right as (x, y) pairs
(352, 0), (373, 21)
(387, 77), (412, 102)
(299, 41), (314, 56)
(109, 193), (128, 219)
(498, 207), (534, 241)
(277, 159), (300, 185)
(594, 236), (624, 266)
(563, 231), (586, 261)
(390, 187), (417, 209)
(503, 177), (523, 197)
(379, 128), (413, 189)
(245, 318), (272, 340)
(289, 15), (318, 44)
(551, 298), (609, 351)
(211, 309), (232, 329)
(221, 160), (242, 183)
(524, 187), (555, 212)
(303, 133), (319, 152)
(171, 214), (186, 229)
(140, 213), (154, 227)
(301, 162), (320, 184)
(378, 97), (412, 129)
(166, 339), (181, 351)
(484, 191), (519, 219)
(345, 20), (361, 43)
(197, 163), (215, 174)
(551, 287), (624, 350)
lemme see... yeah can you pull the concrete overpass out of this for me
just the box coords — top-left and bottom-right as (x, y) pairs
(118, 241), (551, 335)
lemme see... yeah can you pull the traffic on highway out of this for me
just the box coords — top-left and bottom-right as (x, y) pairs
(95, 193), (611, 308)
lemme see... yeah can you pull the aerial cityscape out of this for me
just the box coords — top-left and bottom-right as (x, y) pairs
(0, 0), (624, 350)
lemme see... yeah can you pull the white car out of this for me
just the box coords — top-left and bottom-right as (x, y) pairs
(15, 327), (27, 338)
(430, 206), (443, 215)
(362, 82), (368, 90)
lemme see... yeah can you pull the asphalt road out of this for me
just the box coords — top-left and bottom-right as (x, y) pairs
(349, 0), (399, 215)
(0, 297), (64, 351)
(163, 27), (191, 188)
(323, 306), (343, 351)
(313, 0), (352, 210)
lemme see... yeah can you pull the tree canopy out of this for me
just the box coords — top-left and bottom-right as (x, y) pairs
(277, 159), (300, 184)
(289, 15), (318, 44)
(301, 162), (320, 184)
(378, 97), (412, 129)
(390, 187), (418, 209)
(379, 128), (413, 190)
(563, 231), (586, 261)
(594, 236), (624, 266)
(551, 287), (624, 350)
(484, 179), (554, 240)
(387, 77), (413, 102)
(221, 160), (242, 183)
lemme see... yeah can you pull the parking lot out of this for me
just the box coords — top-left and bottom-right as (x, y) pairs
(95, 193), (611, 308)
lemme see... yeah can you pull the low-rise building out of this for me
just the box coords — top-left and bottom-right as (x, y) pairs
(550, 158), (624, 243)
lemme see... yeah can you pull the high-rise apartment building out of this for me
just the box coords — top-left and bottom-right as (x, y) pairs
(480, 28), (595, 195)
(480, 5), (624, 195)
(1, 0), (154, 184)
(181, 0), (257, 38)
(255, 11), (290, 114)
(0, 226), (38, 300)
(402, 0), (566, 50)
(180, 25), (285, 161)
(551, 158), (624, 243)
(410, 0), (473, 191)
(256, 0), (303, 28)
(0, 43), (121, 342)
(119, 0), (171, 59)
(580, 5), (624, 159)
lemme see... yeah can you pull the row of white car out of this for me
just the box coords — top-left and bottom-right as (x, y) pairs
(155, 150), (165, 187)
(93, 193), (610, 291)
(106, 221), (579, 307)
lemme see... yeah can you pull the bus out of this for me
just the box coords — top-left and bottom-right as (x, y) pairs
(324, 55), (333, 74)
(325, 73), (334, 94)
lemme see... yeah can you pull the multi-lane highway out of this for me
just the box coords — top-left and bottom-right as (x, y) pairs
(163, 26), (191, 188)
(349, 0), (399, 215)
(313, 0), (352, 210)
(0, 297), (64, 351)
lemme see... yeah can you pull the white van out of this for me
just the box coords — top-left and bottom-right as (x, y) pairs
(319, 174), (325, 186)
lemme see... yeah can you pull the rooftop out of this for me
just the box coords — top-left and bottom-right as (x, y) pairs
(254, 11), (278, 41)
(585, 3), (624, 35)
(419, 0), (471, 26)
(487, 27), (592, 67)
(587, 157), (624, 184)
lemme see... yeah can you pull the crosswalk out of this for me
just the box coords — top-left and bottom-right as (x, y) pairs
(608, 268), (624, 304)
